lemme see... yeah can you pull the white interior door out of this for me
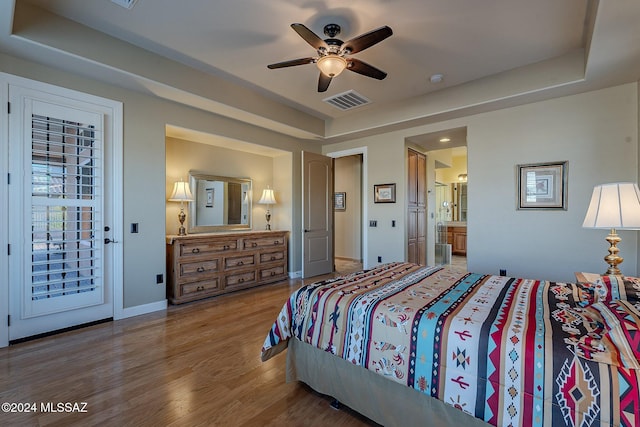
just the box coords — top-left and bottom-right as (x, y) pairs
(8, 85), (115, 341)
(302, 151), (333, 278)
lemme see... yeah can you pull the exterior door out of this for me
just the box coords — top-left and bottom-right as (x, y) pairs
(302, 151), (333, 278)
(8, 84), (116, 341)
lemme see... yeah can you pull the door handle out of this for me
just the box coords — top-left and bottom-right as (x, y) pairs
(304, 229), (310, 233)
(104, 238), (118, 244)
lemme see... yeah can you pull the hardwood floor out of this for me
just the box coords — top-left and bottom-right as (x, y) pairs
(0, 276), (378, 427)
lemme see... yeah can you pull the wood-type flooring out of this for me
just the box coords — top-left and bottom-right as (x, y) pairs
(0, 274), (378, 426)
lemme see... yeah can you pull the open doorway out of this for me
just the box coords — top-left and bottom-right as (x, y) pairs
(434, 146), (467, 272)
(333, 154), (363, 274)
(406, 126), (467, 272)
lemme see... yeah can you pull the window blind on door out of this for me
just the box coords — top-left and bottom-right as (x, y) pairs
(30, 114), (102, 300)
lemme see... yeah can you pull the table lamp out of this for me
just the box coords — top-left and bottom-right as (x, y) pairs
(169, 180), (194, 236)
(258, 187), (277, 230)
(582, 182), (640, 274)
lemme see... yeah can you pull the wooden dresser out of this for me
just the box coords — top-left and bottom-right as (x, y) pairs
(166, 230), (288, 304)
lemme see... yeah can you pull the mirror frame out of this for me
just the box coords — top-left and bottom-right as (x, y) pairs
(187, 170), (252, 233)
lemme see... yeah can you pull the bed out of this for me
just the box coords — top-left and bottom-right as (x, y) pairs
(261, 262), (640, 426)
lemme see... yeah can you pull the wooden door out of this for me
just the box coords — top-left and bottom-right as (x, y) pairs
(302, 151), (333, 278)
(407, 149), (426, 265)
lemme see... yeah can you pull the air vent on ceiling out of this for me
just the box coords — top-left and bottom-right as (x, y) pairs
(323, 90), (371, 111)
(110, 0), (138, 10)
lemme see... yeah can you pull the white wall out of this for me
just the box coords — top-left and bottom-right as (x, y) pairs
(324, 83), (639, 282)
(467, 83), (638, 281)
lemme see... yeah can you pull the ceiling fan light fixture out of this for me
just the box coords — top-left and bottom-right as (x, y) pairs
(317, 55), (347, 77)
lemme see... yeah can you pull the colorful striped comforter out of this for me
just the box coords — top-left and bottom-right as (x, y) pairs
(261, 263), (640, 426)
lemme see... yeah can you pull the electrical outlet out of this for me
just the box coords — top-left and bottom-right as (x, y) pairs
(369, 220), (377, 227)
(377, 256), (382, 263)
(131, 223), (139, 233)
(392, 220), (396, 227)
(499, 269), (507, 277)
(156, 274), (163, 284)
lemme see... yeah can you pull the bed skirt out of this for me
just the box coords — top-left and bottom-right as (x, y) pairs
(286, 338), (489, 427)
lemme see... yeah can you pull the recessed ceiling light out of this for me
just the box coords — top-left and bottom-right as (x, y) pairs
(439, 137), (451, 142)
(430, 73), (444, 84)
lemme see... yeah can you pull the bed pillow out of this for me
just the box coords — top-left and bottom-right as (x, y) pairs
(622, 275), (640, 301)
(575, 272), (640, 302)
(579, 300), (640, 369)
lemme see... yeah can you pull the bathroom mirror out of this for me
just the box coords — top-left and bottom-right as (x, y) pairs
(188, 171), (252, 233)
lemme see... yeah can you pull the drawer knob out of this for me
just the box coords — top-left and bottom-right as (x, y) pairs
(192, 248), (200, 254)
(270, 271), (276, 276)
(196, 266), (205, 272)
(238, 278), (244, 283)
(197, 286), (204, 291)
(237, 261), (244, 266)
(270, 256), (276, 261)
(274, 240), (279, 245)
(223, 245), (230, 250)
(252, 242), (258, 247)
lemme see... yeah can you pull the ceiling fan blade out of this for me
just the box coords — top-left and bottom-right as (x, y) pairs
(267, 57), (315, 69)
(346, 58), (387, 80)
(342, 26), (393, 54)
(291, 23), (328, 51)
(318, 73), (332, 92)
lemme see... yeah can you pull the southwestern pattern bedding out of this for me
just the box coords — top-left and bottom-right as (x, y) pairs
(261, 262), (640, 427)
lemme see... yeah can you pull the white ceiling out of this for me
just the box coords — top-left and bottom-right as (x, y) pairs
(1, 0), (639, 146)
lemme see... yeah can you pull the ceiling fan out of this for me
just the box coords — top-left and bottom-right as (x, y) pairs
(267, 23), (393, 92)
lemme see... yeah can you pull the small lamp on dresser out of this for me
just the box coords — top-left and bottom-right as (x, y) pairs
(583, 182), (640, 274)
(169, 180), (194, 236)
(258, 187), (277, 230)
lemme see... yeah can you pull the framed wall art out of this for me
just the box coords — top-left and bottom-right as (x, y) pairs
(374, 183), (396, 203)
(516, 161), (568, 210)
(206, 188), (214, 208)
(334, 192), (346, 211)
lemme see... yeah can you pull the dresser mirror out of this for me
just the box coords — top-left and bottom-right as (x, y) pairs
(188, 171), (252, 233)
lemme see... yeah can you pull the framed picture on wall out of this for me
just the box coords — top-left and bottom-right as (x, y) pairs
(206, 188), (214, 208)
(334, 192), (346, 211)
(374, 183), (396, 203)
(516, 161), (568, 210)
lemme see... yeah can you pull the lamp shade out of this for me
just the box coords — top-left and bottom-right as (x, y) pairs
(316, 55), (347, 77)
(258, 188), (276, 205)
(582, 182), (640, 229)
(168, 181), (194, 202)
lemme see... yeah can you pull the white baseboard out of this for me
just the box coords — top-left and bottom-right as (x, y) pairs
(289, 271), (302, 279)
(116, 299), (167, 320)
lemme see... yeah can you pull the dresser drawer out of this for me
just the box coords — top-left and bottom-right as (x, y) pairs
(225, 270), (256, 288)
(178, 239), (238, 258)
(180, 278), (220, 296)
(243, 235), (286, 250)
(224, 254), (255, 270)
(260, 265), (286, 281)
(260, 250), (285, 263)
(179, 259), (220, 279)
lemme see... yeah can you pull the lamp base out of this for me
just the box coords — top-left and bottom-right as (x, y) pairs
(177, 208), (187, 236)
(265, 209), (271, 231)
(604, 228), (622, 275)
